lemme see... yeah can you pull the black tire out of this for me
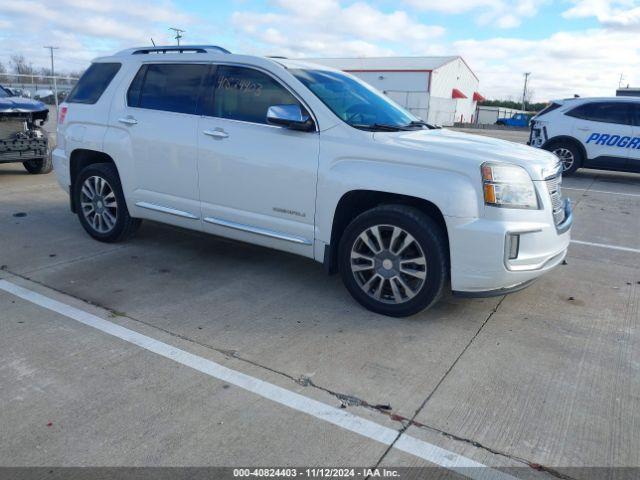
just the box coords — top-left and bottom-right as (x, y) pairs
(74, 163), (141, 243)
(338, 205), (449, 317)
(544, 139), (582, 176)
(23, 156), (53, 174)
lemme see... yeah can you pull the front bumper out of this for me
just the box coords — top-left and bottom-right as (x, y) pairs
(447, 200), (572, 295)
(0, 135), (48, 163)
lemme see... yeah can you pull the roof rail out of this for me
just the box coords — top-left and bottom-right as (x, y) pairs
(130, 45), (231, 55)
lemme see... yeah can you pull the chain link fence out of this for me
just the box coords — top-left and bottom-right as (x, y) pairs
(1, 73), (78, 105)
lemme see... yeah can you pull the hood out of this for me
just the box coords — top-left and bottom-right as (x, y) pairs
(373, 127), (560, 181)
(0, 96), (48, 114)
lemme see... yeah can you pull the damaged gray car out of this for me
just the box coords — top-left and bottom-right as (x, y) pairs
(0, 85), (51, 174)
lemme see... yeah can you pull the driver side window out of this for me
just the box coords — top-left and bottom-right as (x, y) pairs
(204, 66), (301, 124)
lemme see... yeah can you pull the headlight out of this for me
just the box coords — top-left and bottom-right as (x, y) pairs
(481, 162), (538, 209)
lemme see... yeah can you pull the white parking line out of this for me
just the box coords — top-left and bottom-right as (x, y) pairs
(571, 240), (640, 254)
(0, 279), (518, 480)
(564, 187), (640, 198)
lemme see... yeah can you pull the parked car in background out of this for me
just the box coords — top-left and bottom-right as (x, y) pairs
(4, 87), (31, 98)
(0, 85), (51, 173)
(529, 97), (640, 175)
(52, 45), (572, 317)
(496, 112), (532, 127)
(34, 89), (55, 104)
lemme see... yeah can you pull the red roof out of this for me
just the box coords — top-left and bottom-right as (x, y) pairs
(473, 92), (486, 102)
(452, 88), (467, 99)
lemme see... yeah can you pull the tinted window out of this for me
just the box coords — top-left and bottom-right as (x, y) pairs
(0, 86), (9, 98)
(291, 69), (417, 130)
(67, 63), (121, 104)
(138, 64), (208, 114)
(127, 66), (146, 107)
(632, 104), (640, 127)
(535, 102), (561, 118)
(205, 66), (300, 124)
(567, 102), (632, 125)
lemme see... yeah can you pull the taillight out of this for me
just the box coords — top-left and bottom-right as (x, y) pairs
(58, 106), (68, 125)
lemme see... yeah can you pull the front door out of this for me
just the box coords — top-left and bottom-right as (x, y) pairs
(197, 65), (319, 256)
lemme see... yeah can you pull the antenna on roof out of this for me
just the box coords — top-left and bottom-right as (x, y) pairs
(169, 27), (185, 46)
(150, 38), (156, 46)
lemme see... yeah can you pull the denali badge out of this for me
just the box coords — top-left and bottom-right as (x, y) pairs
(273, 207), (306, 218)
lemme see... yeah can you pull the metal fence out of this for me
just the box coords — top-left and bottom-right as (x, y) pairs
(0, 73), (78, 106)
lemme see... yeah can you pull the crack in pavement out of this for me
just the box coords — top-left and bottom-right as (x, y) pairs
(1, 269), (394, 415)
(367, 296), (508, 477)
(3, 269), (577, 479)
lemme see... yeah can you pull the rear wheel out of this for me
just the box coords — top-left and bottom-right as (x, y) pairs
(23, 156), (52, 174)
(74, 163), (141, 243)
(338, 205), (448, 317)
(545, 140), (582, 175)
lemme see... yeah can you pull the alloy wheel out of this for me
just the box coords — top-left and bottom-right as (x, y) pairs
(350, 224), (427, 305)
(80, 175), (118, 233)
(553, 147), (575, 171)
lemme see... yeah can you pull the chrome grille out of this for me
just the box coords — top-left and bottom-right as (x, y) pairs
(545, 173), (565, 225)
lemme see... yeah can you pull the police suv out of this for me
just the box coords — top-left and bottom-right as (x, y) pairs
(52, 45), (571, 317)
(530, 97), (640, 175)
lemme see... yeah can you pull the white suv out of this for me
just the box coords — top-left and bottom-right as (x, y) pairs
(53, 45), (572, 317)
(530, 96), (640, 175)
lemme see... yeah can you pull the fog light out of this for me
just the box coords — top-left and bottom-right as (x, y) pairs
(508, 234), (520, 260)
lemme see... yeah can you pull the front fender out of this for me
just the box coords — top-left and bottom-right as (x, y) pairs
(315, 158), (480, 244)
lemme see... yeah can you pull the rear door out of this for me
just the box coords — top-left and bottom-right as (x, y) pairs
(566, 101), (633, 170)
(110, 63), (208, 227)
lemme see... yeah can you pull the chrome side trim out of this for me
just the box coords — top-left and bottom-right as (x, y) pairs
(204, 216), (312, 245)
(135, 202), (198, 219)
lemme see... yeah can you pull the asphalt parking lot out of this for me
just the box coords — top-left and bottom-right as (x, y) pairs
(1, 125), (639, 479)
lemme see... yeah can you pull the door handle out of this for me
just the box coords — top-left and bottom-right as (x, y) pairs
(203, 129), (229, 139)
(576, 127), (590, 132)
(118, 117), (138, 125)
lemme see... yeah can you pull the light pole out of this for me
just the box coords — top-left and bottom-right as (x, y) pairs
(44, 46), (59, 110)
(521, 72), (531, 111)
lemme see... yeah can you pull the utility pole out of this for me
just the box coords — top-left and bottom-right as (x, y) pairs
(169, 27), (185, 46)
(44, 46), (59, 110)
(521, 72), (531, 111)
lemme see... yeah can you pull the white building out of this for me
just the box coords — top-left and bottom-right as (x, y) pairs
(302, 56), (483, 126)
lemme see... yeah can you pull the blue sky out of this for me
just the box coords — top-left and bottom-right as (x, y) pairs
(1, 0), (639, 101)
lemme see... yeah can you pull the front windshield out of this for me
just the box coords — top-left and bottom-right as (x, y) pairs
(291, 68), (422, 131)
(0, 86), (9, 98)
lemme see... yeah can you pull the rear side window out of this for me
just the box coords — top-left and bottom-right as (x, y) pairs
(203, 66), (301, 124)
(566, 102), (632, 125)
(536, 102), (561, 117)
(632, 104), (640, 127)
(130, 64), (208, 114)
(67, 63), (121, 104)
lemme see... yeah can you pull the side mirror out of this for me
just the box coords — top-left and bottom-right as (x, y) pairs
(266, 104), (314, 131)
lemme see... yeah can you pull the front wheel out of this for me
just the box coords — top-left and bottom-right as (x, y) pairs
(338, 205), (449, 317)
(23, 156), (53, 174)
(74, 163), (141, 243)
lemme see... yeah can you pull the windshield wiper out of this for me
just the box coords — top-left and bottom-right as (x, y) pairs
(350, 123), (410, 132)
(405, 120), (438, 129)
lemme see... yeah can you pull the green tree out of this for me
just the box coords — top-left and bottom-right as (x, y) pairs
(480, 99), (549, 113)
